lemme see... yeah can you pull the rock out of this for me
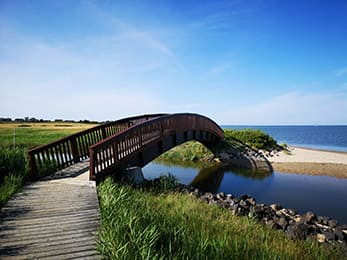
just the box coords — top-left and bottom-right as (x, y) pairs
(334, 229), (345, 241)
(239, 200), (248, 208)
(287, 209), (297, 216)
(246, 197), (256, 206)
(270, 204), (282, 212)
(317, 216), (329, 225)
(225, 194), (234, 202)
(216, 192), (225, 200)
(302, 211), (316, 224)
(328, 219), (338, 228)
(317, 233), (326, 243)
(322, 230), (335, 241)
(240, 194), (252, 200)
(274, 217), (288, 230)
(286, 223), (309, 240)
(265, 220), (276, 229)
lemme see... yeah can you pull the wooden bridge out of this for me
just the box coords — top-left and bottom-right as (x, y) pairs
(27, 113), (224, 182)
(1, 113), (224, 259)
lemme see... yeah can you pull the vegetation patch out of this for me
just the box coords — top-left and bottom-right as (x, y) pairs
(0, 148), (27, 207)
(97, 177), (339, 259)
(223, 129), (282, 151)
(156, 141), (215, 163)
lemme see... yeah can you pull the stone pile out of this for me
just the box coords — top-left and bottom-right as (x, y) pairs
(175, 184), (347, 247)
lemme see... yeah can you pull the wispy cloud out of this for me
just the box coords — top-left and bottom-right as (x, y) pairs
(217, 91), (347, 125)
(335, 67), (347, 77)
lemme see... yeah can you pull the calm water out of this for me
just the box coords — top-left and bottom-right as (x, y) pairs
(143, 162), (347, 224)
(223, 125), (347, 152)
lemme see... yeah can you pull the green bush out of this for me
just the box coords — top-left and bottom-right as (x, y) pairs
(224, 129), (280, 151)
(0, 148), (27, 183)
(0, 148), (27, 207)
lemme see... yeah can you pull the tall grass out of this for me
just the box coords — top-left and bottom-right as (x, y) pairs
(97, 178), (340, 259)
(0, 148), (27, 207)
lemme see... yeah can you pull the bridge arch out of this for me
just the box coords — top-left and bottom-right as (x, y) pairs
(89, 113), (224, 181)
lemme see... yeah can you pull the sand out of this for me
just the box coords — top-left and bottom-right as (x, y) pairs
(268, 147), (347, 178)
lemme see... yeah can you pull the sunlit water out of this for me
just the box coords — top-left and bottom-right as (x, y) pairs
(143, 162), (347, 224)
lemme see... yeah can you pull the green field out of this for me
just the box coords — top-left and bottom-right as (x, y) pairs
(0, 122), (98, 149)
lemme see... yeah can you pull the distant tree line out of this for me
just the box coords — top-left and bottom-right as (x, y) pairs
(0, 117), (100, 124)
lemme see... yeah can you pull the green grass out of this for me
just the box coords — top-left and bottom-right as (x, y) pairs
(0, 122), (96, 207)
(224, 128), (281, 151)
(97, 177), (341, 259)
(156, 141), (215, 163)
(0, 122), (97, 149)
(0, 148), (27, 207)
(0, 175), (24, 207)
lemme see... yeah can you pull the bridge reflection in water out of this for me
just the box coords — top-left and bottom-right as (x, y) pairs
(144, 161), (272, 194)
(191, 165), (272, 193)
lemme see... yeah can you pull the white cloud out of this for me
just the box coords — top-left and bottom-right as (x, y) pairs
(216, 91), (347, 125)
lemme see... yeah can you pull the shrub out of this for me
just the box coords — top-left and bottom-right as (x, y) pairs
(224, 129), (280, 151)
(0, 148), (27, 183)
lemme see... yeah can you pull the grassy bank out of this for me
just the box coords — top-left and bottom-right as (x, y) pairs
(97, 177), (340, 259)
(0, 122), (96, 207)
(155, 141), (215, 164)
(156, 128), (282, 164)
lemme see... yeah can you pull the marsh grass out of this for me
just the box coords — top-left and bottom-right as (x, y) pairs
(97, 177), (340, 259)
(0, 122), (97, 149)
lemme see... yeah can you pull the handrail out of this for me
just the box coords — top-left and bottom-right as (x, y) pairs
(27, 114), (167, 179)
(89, 113), (224, 181)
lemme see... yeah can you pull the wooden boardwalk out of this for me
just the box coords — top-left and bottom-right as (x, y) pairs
(0, 161), (101, 259)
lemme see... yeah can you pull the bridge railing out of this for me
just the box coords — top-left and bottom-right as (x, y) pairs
(27, 114), (166, 180)
(89, 113), (224, 181)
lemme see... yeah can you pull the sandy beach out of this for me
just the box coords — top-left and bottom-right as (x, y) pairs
(269, 147), (347, 178)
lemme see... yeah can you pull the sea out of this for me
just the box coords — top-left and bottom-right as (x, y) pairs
(222, 125), (347, 152)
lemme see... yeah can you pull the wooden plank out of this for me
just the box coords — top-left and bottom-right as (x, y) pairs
(0, 162), (101, 259)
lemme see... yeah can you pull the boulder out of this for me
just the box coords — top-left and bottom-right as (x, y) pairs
(286, 223), (309, 240)
(317, 233), (326, 243)
(322, 230), (335, 241)
(328, 219), (338, 228)
(274, 217), (288, 230)
(301, 211), (316, 224)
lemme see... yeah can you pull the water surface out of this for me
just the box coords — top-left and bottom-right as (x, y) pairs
(143, 162), (347, 224)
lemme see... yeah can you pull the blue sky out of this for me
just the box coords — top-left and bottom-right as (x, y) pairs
(1, 0), (347, 124)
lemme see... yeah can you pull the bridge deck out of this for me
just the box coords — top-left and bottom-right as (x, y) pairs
(0, 161), (101, 259)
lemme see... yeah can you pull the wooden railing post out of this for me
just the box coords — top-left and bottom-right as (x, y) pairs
(89, 148), (95, 181)
(70, 139), (80, 163)
(101, 127), (107, 139)
(28, 152), (37, 181)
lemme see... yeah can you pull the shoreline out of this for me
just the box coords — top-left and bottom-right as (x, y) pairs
(269, 146), (347, 178)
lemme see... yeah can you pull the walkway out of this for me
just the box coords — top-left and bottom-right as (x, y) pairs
(0, 161), (101, 259)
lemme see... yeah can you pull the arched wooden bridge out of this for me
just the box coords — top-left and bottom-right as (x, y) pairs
(28, 113), (224, 182)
